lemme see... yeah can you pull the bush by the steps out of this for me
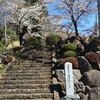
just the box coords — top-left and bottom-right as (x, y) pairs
(46, 34), (62, 46)
(24, 36), (38, 46)
(64, 43), (77, 51)
(59, 57), (78, 69)
(63, 50), (77, 58)
(85, 51), (99, 63)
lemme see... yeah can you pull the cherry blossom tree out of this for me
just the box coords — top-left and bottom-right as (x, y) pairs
(0, 0), (20, 45)
(46, 0), (97, 36)
(6, 0), (49, 45)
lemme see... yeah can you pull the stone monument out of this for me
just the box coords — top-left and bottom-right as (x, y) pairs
(61, 62), (80, 100)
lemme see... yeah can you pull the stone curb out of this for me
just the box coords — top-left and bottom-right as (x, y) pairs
(52, 49), (60, 100)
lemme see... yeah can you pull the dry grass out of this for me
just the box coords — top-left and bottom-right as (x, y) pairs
(7, 41), (20, 50)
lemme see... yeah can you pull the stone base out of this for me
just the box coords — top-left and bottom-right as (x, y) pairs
(61, 94), (80, 100)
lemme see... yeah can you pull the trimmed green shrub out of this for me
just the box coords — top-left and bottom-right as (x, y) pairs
(63, 50), (77, 57)
(89, 37), (99, 44)
(46, 34), (62, 46)
(56, 34), (62, 41)
(25, 36), (38, 46)
(59, 57), (78, 69)
(64, 43), (77, 51)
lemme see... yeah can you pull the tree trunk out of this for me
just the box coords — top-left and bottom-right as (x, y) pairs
(71, 15), (79, 36)
(16, 25), (28, 46)
(16, 25), (21, 46)
(74, 22), (78, 36)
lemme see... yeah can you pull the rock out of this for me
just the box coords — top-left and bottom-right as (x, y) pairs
(70, 36), (81, 42)
(74, 81), (85, 94)
(61, 94), (80, 100)
(77, 44), (84, 54)
(73, 39), (81, 45)
(87, 44), (100, 52)
(88, 87), (100, 100)
(81, 36), (89, 50)
(55, 69), (82, 82)
(57, 40), (66, 48)
(96, 51), (100, 57)
(55, 70), (65, 82)
(78, 93), (88, 100)
(85, 85), (91, 94)
(77, 56), (92, 74)
(78, 81), (84, 89)
(73, 70), (82, 83)
(80, 70), (100, 87)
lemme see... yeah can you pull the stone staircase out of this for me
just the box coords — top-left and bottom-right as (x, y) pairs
(0, 47), (54, 100)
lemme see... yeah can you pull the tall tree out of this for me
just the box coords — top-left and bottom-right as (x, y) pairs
(8, 0), (49, 45)
(46, 0), (97, 36)
(0, 0), (19, 45)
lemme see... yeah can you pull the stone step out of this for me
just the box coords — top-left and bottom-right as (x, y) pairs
(3, 99), (53, 100)
(13, 60), (51, 65)
(0, 83), (52, 89)
(0, 79), (52, 84)
(0, 88), (51, 94)
(8, 66), (51, 70)
(15, 60), (33, 62)
(2, 75), (52, 80)
(36, 59), (51, 62)
(11, 62), (50, 67)
(14, 59), (51, 63)
(0, 93), (53, 99)
(3, 72), (51, 76)
(6, 69), (51, 73)
(12, 61), (33, 65)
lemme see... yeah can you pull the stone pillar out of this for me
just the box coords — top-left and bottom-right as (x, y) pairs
(61, 62), (80, 100)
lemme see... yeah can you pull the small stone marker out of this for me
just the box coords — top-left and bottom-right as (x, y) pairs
(61, 62), (80, 100)
(65, 62), (74, 96)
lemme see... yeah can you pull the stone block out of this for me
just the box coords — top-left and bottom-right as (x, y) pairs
(61, 94), (80, 100)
